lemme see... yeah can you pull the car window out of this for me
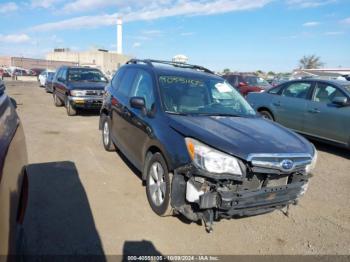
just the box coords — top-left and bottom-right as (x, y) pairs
(117, 68), (137, 97)
(68, 68), (106, 82)
(130, 69), (155, 111)
(313, 83), (346, 104)
(55, 69), (62, 81)
(159, 76), (255, 116)
(111, 68), (125, 90)
(268, 84), (284, 94)
(282, 82), (312, 99)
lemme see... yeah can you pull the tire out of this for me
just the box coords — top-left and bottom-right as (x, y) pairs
(145, 153), (173, 217)
(65, 96), (77, 116)
(102, 118), (115, 151)
(259, 110), (274, 121)
(53, 91), (63, 107)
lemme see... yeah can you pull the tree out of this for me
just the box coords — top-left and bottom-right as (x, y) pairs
(223, 68), (231, 74)
(299, 55), (324, 69)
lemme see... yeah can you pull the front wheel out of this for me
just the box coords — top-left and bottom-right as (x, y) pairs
(146, 153), (173, 217)
(65, 97), (77, 116)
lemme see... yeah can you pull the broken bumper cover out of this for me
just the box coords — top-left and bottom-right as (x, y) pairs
(172, 164), (309, 220)
(206, 181), (307, 217)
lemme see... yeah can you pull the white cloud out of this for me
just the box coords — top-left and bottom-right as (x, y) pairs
(181, 32), (195, 36)
(287, 0), (336, 8)
(340, 17), (350, 24)
(31, 14), (118, 31)
(31, 0), (273, 31)
(132, 42), (141, 48)
(0, 34), (31, 44)
(0, 2), (18, 13)
(303, 21), (320, 27)
(31, 0), (63, 9)
(324, 31), (343, 36)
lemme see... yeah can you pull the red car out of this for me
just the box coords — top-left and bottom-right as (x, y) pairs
(223, 73), (272, 96)
(0, 68), (11, 79)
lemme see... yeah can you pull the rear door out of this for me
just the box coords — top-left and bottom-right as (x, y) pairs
(272, 81), (313, 132)
(304, 82), (350, 145)
(110, 68), (137, 159)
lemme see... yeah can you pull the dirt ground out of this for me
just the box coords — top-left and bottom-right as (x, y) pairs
(5, 81), (350, 256)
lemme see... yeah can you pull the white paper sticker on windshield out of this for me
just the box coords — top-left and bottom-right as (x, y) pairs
(215, 83), (231, 93)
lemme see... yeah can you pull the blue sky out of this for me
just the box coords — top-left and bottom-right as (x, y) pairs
(0, 0), (349, 72)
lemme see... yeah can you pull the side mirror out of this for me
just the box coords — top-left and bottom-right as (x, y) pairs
(332, 97), (348, 107)
(130, 97), (146, 110)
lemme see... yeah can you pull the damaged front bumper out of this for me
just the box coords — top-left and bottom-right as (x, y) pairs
(171, 164), (309, 224)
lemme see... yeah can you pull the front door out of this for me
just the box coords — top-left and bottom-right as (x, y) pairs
(272, 81), (313, 132)
(124, 69), (155, 166)
(304, 82), (349, 145)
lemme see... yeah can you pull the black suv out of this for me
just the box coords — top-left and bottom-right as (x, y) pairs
(53, 66), (108, 116)
(99, 60), (317, 232)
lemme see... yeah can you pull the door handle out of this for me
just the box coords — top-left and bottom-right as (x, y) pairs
(273, 102), (281, 107)
(308, 108), (320, 114)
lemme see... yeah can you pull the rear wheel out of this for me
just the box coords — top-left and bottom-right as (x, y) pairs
(102, 118), (115, 151)
(259, 110), (274, 121)
(145, 153), (173, 216)
(65, 96), (77, 116)
(53, 91), (63, 107)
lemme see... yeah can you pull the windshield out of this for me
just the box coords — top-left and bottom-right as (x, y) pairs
(244, 76), (270, 87)
(159, 75), (256, 117)
(68, 68), (107, 82)
(47, 72), (55, 80)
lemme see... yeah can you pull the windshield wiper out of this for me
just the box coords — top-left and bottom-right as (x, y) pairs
(197, 113), (241, 117)
(165, 111), (189, 116)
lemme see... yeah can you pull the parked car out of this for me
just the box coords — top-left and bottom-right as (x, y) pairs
(0, 80), (28, 254)
(99, 59), (317, 232)
(223, 73), (272, 96)
(39, 70), (54, 87)
(52, 66), (108, 116)
(0, 68), (11, 79)
(44, 72), (56, 93)
(247, 79), (350, 149)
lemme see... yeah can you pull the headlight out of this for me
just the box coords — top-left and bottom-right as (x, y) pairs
(70, 90), (86, 97)
(185, 138), (243, 176)
(306, 147), (318, 174)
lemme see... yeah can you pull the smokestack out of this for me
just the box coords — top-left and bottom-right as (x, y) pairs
(117, 17), (123, 54)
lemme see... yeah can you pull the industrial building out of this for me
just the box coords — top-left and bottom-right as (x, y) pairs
(46, 48), (130, 76)
(0, 56), (77, 70)
(46, 17), (131, 76)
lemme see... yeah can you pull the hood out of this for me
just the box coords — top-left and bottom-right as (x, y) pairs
(168, 115), (313, 161)
(67, 81), (106, 90)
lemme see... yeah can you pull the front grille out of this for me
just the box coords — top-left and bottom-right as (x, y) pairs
(247, 153), (312, 174)
(85, 90), (104, 96)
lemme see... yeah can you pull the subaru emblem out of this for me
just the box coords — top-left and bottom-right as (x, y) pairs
(281, 159), (294, 171)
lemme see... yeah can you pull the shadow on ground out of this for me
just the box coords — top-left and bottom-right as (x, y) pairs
(312, 141), (349, 160)
(23, 161), (105, 257)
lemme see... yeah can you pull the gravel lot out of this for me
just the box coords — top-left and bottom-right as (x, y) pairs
(5, 80), (350, 255)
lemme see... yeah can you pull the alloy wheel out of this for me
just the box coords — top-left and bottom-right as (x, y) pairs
(148, 162), (166, 206)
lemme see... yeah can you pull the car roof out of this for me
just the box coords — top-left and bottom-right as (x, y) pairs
(123, 63), (223, 81)
(290, 78), (349, 86)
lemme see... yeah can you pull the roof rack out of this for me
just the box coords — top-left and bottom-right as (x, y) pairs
(126, 59), (215, 75)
